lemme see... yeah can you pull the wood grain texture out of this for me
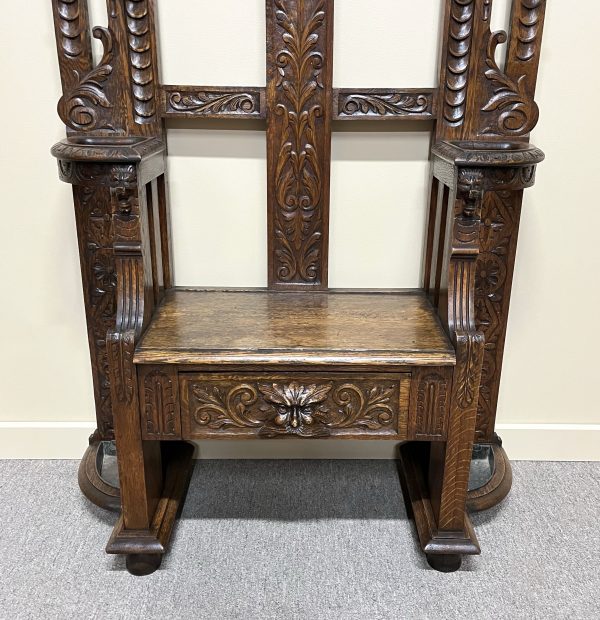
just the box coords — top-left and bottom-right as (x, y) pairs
(180, 373), (409, 439)
(266, 0), (334, 289)
(134, 289), (455, 367)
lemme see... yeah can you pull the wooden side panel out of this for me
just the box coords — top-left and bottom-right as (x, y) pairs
(180, 373), (409, 440)
(72, 182), (117, 439)
(474, 189), (524, 441)
(266, 0), (334, 289)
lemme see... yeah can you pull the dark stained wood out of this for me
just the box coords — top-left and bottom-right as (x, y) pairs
(180, 372), (410, 440)
(107, 441), (195, 574)
(266, 0), (334, 289)
(398, 443), (480, 564)
(334, 88), (436, 120)
(134, 290), (456, 367)
(50, 0), (547, 573)
(161, 85), (266, 119)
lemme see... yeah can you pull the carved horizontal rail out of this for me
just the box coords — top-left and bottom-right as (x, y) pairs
(334, 88), (437, 121)
(159, 86), (437, 122)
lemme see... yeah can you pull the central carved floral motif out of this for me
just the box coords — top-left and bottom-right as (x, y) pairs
(188, 378), (397, 438)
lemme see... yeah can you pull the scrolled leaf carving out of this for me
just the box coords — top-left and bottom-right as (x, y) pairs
(272, 0), (327, 284)
(57, 27), (115, 131)
(482, 31), (539, 136)
(186, 377), (399, 438)
(339, 93), (429, 117)
(168, 91), (258, 115)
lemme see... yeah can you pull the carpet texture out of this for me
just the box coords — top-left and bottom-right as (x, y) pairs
(0, 460), (598, 619)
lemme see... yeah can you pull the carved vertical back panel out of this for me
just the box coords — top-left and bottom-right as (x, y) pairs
(266, 0), (334, 289)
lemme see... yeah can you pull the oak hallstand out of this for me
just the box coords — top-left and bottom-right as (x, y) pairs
(50, 0), (546, 575)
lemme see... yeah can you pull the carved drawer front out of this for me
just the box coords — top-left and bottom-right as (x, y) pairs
(139, 366), (182, 440)
(180, 374), (411, 440)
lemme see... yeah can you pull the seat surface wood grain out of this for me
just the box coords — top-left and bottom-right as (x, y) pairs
(134, 289), (455, 367)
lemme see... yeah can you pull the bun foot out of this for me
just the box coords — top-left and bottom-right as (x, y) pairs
(426, 553), (462, 573)
(126, 553), (162, 576)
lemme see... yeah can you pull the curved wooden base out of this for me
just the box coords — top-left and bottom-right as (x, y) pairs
(126, 553), (162, 576)
(467, 438), (513, 512)
(426, 553), (462, 573)
(78, 441), (120, 512)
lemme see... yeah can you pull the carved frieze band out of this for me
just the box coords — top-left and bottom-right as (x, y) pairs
(140, 368), (182, 439)
(335, 89), (436, 120)
(267, 0), (333, 288)
(161, 86), (438, 121)
(181, 375), (405, 439)
(161, 86), (265, 119)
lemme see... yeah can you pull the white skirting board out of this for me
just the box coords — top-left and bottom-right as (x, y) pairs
(0, 422), (599, 461)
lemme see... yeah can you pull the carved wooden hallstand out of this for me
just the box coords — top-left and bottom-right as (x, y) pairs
(51, 0), (546, 574)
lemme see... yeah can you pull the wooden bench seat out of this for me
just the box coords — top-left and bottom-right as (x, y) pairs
(134, 289), (456, 367)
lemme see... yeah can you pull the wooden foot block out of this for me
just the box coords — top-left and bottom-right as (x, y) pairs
(398, 443), (480, 560)
(106, 441), (194, 558)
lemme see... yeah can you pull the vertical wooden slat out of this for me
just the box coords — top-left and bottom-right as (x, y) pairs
(266, 0), (334, 289)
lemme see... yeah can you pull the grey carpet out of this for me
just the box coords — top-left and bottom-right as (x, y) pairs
(0, 460), (598, 620)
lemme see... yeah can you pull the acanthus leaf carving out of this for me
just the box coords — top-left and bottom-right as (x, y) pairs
(482, 31), (539, 136)
(168, 91), (258, 115)
(339, 93), (430, 117)
(271, 0), (327, 285)
(57, 27), (115, 132)
(188, 378), (398, 438)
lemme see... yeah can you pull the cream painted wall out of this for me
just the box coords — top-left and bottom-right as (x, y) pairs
(0, 1), (599, 459)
